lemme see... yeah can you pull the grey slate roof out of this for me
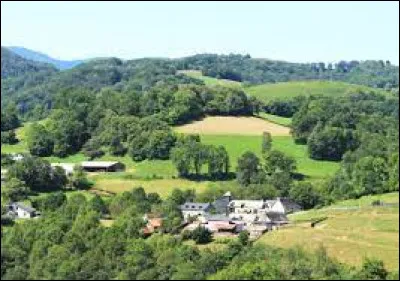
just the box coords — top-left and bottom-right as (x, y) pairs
(180, 202), (211, 211)
(266, 212), (289, 222)
(14, 202), (37, 213)
(213, 196), (231, 214)
(278, 198), (302, 211)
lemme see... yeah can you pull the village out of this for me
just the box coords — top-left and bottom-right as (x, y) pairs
(2, 153), (302, 240)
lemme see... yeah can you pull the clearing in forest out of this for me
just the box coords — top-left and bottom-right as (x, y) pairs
(175, 116), (291, 136)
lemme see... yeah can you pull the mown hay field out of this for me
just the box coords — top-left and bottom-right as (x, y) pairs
(257, 192), (399, 271)
(174, 116), (291, 136)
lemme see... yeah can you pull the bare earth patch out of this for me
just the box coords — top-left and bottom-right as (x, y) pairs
(175, 116), (291, 136)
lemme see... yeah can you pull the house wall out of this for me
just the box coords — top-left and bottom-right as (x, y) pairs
(182, 210), (207, 220)
(270, 201), (285, 213)
(16, 207), (33, 219)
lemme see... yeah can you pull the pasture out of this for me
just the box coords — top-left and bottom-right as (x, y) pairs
(202, 135), (339, 180)
(245, 80), (387, 102)
(178, 70), (242, 88)
(257, 112), (292, 127)
(257, 192), (399, 271)
(4, 117), (339, 196)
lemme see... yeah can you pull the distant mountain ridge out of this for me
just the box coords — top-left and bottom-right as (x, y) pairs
(7, 46), (84, 70)
(1, 47), (57, 79)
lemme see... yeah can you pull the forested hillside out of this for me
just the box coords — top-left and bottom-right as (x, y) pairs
(176, 54), (399, 88)
(1, 51), (398, 119)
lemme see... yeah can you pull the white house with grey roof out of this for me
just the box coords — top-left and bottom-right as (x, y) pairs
(179, 193), (301, 230)
(6, 202), (39, 219)
(179, 202), (211, 221)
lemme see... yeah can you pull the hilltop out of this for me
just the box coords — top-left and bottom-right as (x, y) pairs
(7, 46), (84, 70)
(1, 47), (57, 79)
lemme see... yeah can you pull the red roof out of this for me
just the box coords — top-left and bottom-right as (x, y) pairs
(148, 218), (162, 228)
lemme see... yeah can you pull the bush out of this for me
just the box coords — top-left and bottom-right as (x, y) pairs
(1, 130), (18, 144)
(181, 229), (192, 240)
(191, 226), (212, 244)
(83, 149), (105, 160)
(358, 258), (388, 280)
(238, 231), (250, 245)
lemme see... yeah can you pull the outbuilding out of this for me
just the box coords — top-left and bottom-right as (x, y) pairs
(80, 161), (124, 172)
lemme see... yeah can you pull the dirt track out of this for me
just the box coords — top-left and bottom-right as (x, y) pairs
(175, 116), (291, 136)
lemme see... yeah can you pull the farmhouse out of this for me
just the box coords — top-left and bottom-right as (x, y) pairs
(6, 202), (39, 219)
(180, 202), (212, 221)
(80, 161), (124, 172)
(143, 217), (163, 236)
(228, 200), (271, 223)
(51, 163), (75, 176)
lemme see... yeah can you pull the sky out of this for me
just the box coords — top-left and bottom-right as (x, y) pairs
(1, 1), (399, 64)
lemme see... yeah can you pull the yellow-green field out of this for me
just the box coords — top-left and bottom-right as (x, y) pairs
(174, 116), (290, 136)
(257, 192), (399, 271)
(90, 175), (212, 198)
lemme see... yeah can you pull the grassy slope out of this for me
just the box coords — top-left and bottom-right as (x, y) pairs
(245, 80), (387, 102)
(179, 70), (387, 104)
(178, 70), (242, 88)
(202, 135), (339, 180)
(1, 123), (28, 154)
(257, 112), (292, 127)
(257, 192), (399, 271)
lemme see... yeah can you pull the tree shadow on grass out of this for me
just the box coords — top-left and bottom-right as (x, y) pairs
(181, 172), (236, 182)
(291, 172), (309, 181)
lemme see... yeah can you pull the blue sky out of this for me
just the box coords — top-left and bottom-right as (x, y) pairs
(1, 1), (399, 64)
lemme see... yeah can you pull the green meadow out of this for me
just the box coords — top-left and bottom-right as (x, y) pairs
(257, 112), (292, 127)
(2, 122), (340, 197)
(245, 80), (387, 102)
(202, 135), (339, 180)
(178, 70), (242, 88)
